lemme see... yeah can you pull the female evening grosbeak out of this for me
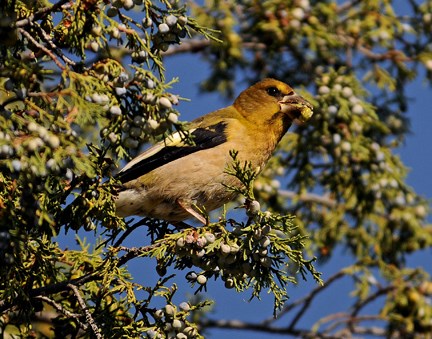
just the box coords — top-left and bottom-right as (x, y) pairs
(115, 78), (313, 223)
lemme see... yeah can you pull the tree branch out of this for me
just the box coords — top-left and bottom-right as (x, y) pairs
(350, 324), (386, 336)
(351, 285), (396, 319)
(116, 243), (161, 267)
(336, 0), (363, 13)
(0, 271), (99, 314)
(35, 295), (83, 321)
(260, 269), (346, 326)
(200, 314), (387, 338)
(287, 270), (347, 330)
(18, 28), (65, 70)
(68, 283), (102, 339)
(0, 241), (160, 314)
(314, 313), (387, 337)
(16, 0), (72, 28)
(198, 318), (333, 338)
(162, 39), (268, 57)
(34, 23), (77, 67)
(278, 190), (337, 208)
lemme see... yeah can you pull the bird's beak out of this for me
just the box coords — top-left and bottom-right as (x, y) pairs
(279, 93), (313, 124)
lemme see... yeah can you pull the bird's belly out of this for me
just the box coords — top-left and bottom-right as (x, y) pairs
(116, 150), (240, 221)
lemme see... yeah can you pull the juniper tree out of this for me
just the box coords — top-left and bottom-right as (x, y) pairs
(1, 0), (431, 337)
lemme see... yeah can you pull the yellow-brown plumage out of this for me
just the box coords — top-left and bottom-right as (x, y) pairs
(115, 78), (313, 222)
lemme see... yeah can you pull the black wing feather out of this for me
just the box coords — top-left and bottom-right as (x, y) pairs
(117, 122), (228, 184)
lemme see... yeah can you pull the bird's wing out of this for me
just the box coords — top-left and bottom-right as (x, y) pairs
(117, 121), (228, 184)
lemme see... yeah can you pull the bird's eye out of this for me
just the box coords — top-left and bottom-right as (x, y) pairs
(266, 87), (281, 97)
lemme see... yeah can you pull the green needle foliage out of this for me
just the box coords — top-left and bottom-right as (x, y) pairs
(1, 0), (432, 338)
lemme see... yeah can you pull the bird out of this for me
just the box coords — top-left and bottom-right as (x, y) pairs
(115, 78), (313, 224)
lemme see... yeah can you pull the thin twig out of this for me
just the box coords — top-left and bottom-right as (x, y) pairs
(0, 242), (159, 314)
(327, 314), (387, 336)
(198, 318), (333, 338)
(116, 243), (160, 267)
(35, 295), (83, 320)
(162, 39), (267, 56)
(0, 272), (99, 314)
(351, 286), (395, 318)
(162, 39), (211, 56)
(287, 270), (348, 330)
(164, 27), (412, 66)
(261, 269), (346, 325)
(112, 218), (150, 248)
(32, 272), (98, 297)
(16, 0), (72, 27)
(337, 33), (412, 62)
(350, 324), (386, 336)
(34, 23), (77, 67)
(68, 284), (102, 339)
(18, 28), (65, 70)
(201, 314), (386, 338)
(320, 313), (387, 334)
(278, 190), (337, 208)
(317, 312), (350, 334)
(336, 0), (363, 13)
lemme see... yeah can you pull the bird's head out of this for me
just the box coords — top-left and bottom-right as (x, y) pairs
(234, 78), (313, 125)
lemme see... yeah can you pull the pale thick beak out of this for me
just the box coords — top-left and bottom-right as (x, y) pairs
(279, 93), (313, 124)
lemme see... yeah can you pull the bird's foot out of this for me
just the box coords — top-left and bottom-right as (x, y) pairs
(176, 198), (208, 225)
